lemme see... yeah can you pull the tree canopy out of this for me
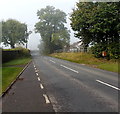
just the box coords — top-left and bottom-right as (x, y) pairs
(70, 2), (119, 58)
(35, 6), (70, 54)
(2, 19), (29, 48)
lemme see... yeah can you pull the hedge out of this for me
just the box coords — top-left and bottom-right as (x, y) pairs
(2, 48), (31, 63)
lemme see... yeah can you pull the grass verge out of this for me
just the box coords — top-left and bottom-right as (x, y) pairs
(2, 67), (23, 92)
(3, 57), (31, 66)
(2, 57), (31, 95)
(50, 52), (118, 73)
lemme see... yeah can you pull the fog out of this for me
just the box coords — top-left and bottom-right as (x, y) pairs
(0, 0), (79, 50)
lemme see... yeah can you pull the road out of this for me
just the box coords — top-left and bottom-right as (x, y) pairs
(2, 51), (119, 113)
(31, 51), (119, 112)
(2, 59), (54, 112)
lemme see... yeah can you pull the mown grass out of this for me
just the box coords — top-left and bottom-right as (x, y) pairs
(2, 67), (23, 93)
(50, 52), (118, 73)
(1, 57), (31, 95)
(3, 57), (31, 66)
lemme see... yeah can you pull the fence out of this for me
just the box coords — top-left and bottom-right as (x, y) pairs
(54, 47), (92, 53)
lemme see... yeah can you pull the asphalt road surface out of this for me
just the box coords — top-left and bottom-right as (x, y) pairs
(2, 51), (119, 113)
(31, 51), (119, 112)
(2, 59), (54, 112)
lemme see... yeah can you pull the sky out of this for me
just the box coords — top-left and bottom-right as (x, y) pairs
(0, 0), (80, 50)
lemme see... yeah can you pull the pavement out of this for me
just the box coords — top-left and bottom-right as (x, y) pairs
(2, 51), (119, 113)
(2, 60), (55, 112)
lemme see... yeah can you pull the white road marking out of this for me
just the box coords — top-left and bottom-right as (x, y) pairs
(60, 64), (79, 73)
(40, 84), (44, 89)
(35, 70), (39, 73)
(96, 80), (120, 91)
(43, 94), (50, 104)
(36, 73), (38, 76)
(50, 60), (56, 63)
(34, 65), (35, 68)
(37, 77), (41, 81)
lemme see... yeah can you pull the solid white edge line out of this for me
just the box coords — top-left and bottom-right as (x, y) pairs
(37, 77), (40, 81)
(50, 60), (56, 63)
(43, 94), (50, 104)
(96, 80), (120, 91)
(60, 64), (79, 73)
(40, 84), (44, 89)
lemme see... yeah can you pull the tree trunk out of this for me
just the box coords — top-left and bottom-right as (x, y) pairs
(11, 44), (15, 48)
(26, 43), (27, 49)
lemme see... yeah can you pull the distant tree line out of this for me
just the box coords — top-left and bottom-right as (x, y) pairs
(70, 2), (119, 59)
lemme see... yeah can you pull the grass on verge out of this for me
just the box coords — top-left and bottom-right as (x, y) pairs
(2, 67), (23, 92)
(50, 52), (118, 73)
(2, 57), (31, 94)
(3, 58), (31, 66)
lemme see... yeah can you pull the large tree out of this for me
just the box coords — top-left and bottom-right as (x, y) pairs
(70, 2), (119, 46)
(35, 6), (70, 54)
(2, 19), (29, 48)
(70, 2), (119, 58)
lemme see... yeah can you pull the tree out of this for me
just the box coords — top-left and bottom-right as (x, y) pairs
(2, 19), (29, 48)
(35, 6), (70, 54)
(70, 2), (96, 48)
(70, 2), (119, 58)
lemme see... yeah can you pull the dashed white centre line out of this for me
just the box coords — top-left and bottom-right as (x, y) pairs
(37, 77), (41, 81)
(96, 79), (120, 91)
(60, 64), (79, 73)
(43, 94), (50, 104)
(36, 73), (38, 76)
(50, 60), (56, 63)
(40, 84), (44, 89)
(35, 70), (39, 73)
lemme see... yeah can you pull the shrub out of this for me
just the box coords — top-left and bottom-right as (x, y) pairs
(2, 47), (31, 63)
(91, 43), (119, 59)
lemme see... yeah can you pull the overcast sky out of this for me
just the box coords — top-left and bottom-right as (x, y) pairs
(0, 0), (80, 50)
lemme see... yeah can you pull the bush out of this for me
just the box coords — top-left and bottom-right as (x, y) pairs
(15, 47), (30, 57)
(91, 43), (119, 59)
(2, 47), (31, 63)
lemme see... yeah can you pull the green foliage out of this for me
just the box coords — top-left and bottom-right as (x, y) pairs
(3, 58), (31, 66)
(91, 44), (107, 58)
(2, 47), (31, 63)
(2, 19), (29, 48)
(2, 57), (31, 93)
(91, 43), (119, 59)
(35, 6), (70, 54)
(16, 47), (31, 57)
(2, 67), (23, 93)
(70, 2), (119, 59)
